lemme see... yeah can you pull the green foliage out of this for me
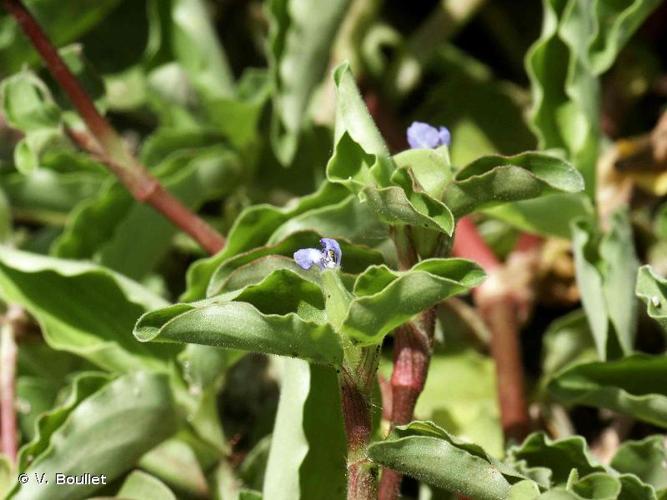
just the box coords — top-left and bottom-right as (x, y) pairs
(369, 421), (518, 500)
(548, 354), (667, 428)
(0, 247), (178, 372)
(371, 422), (664, 499)
(0, 0), (664, 498)
(269, 0), (349, 163)
(116, 470), (177, 500)
(571, 210), (639, 360)
(263, 359), (346, 500)
(11, 372), (178, 500)
(526, 0), (661, 196)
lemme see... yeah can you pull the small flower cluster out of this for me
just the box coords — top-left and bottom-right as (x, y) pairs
(407, 121), (451, 149)
(294, 238), (342, 270)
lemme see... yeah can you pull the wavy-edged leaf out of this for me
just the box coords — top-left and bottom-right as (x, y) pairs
(364, 166), (455, 234)
(0, 246), (178, 372)
(612, 436), (667, 491)
(508, 479), (541, 500)
(507, 432), (605, 487)
(183, 182), (348, 301)
(263, 359), (346, 500)
(325, 64), (456, 234)
(17, 372), (111, 473)
(340, 258), (485, 344)
(636, 265), (667, 334)
(548, 354), (667, 428)
(327, 125), (452, 234)
(12, 372), (179, 500)
(571, 210), (638, 360)
(266, 194), (388, 248)
(368, 421), (519, 500)
(207, 231), (384, 297)
(526, 0), (660, 196)
(567, 472), (621, 500)
(269, 0), (349, 163)
(398, 349), (503, 456)
(134, 299), (343, 366)
(445, 152), (584, 217)
(617, 474), (659, 500)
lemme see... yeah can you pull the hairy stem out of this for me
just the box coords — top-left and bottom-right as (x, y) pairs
(378, 315), (434, 500)
(4, 0), (225, 255)
(0, 306), (23, 463)
(340, 347), (379, 500)
(379, 227), (436, 500)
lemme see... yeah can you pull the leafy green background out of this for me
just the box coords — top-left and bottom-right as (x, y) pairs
(0, 0), (665, 499)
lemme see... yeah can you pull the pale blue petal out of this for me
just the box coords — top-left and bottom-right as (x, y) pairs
(407, 121), (440, 149)
(293, 248), (322, 270)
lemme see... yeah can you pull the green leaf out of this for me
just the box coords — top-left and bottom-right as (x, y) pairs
(53, 144), (241, 279)
(508, 480), (541, 500)
(269, 0), (349, 163)
(340, 258), (485, 344)
(526, 0), (661, 196)
(548, 354), (667, 428)
(485, 193), (593, 239)
(368, 421), (518, 500)
(207, 231), (384, 297)
(326, 64), (455, 234)
(0, 453), (13, 499)
(1, 169), (103, 216)
(507, 432), (605, 487)
(636, 265), (667, 334)
(138, 438), (209, 498)
(0, 0), (122, 72)
(205, 69), (271, 149)
(241, 490), (263, 500)
(17, 376), (61, 441)
(16, 372), (112, 472)
(571, 210), (639, 360)
(263, 359), (346, 500)
(617, 474), (658, 500)
(266, 195), (388, 248)
(171, 0), (234, 98)
(327, 129), (453, 235)
(364, 166), (455, 235)
(332, 64), (389, 159)
(444, 152), (584, 217)
(12, 372), (179, 500)
(116, 470), (177, 500)
(0, 71), (60, 132)
(542, 309), (597, 379)
(134, 299), (343, 366)
(611, 436), (667, 491)
(183, 182), (350, 301)
(0, 246), (179, 372)
(568, 472), (621, 500)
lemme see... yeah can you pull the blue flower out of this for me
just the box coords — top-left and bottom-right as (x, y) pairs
(407, 121), (451, 149)
(294, 238), (342, 270)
